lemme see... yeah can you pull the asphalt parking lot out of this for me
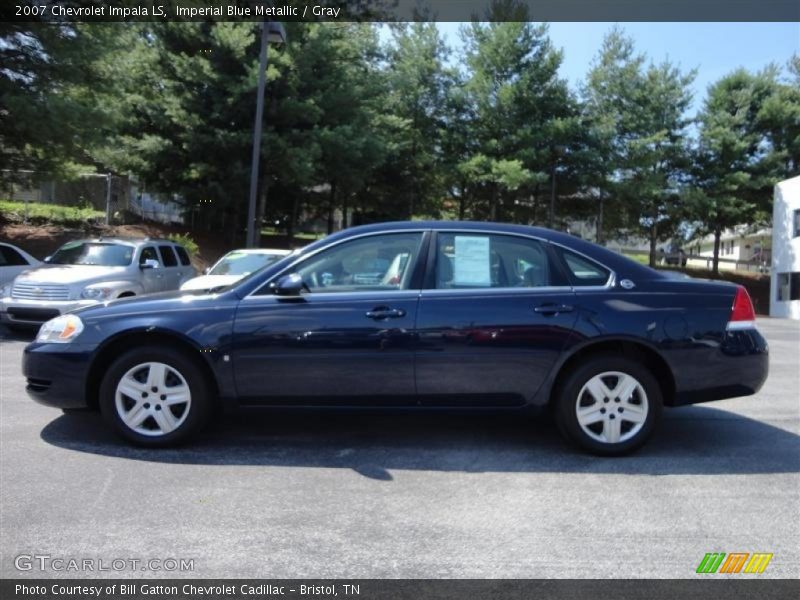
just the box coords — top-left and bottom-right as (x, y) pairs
(0, 319), (798, 579)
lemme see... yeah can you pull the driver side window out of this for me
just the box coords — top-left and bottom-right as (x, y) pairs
(275, 232), (423, 294)
(139, 246), (160, 266)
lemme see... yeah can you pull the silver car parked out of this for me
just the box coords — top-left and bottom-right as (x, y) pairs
(0, 237), (195, 328)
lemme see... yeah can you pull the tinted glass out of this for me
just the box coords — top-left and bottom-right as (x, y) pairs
(158, 245), (178, 267)
(139, 247), (159, 265)
(210, 252), (283, 276)
(435, 233), (550, 289)
(0, 246), (27, 266)
(266, 233), (423, 294)
(559, 248), (611, 286)
(49, 242), (133, 267)
(174, 246), (191, 266)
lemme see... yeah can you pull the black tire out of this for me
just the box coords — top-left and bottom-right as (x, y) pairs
(99, 346), (212, 447)
(62, 407), (95, 414)
(554, 355), (662, 456)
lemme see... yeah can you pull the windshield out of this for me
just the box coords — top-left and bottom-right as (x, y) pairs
(48, 242), (133, 266)
(209, 252), (283, 276)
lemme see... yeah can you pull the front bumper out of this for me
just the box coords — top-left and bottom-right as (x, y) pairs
(23, 342), (95, 409)
(1, 297), (99, 326)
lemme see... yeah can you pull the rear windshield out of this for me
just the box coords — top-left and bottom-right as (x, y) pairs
(48, 242), (134, 267)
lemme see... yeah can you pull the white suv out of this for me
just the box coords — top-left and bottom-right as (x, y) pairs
(0, 237), (195, 328)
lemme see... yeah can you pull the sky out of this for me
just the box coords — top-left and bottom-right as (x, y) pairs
(435, 22), (800, 113)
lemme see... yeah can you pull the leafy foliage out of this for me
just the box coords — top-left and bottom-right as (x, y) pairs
(1, 22), (797, 257)
(167, 233), (199, 257)
(0, 199), (104, 226)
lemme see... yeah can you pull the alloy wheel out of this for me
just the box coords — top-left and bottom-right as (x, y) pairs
(114, 362), (192, 436)
(575, 371), (649, 445)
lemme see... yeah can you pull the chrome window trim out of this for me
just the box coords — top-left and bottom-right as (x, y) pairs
(247, 229), (429, 298)
(545, 239), (616, 290)
(434, 229), (616, 292)
(246, 226), (617, 299)
(419, 286), (574, 297)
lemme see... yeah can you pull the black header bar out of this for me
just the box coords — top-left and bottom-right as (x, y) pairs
(3, 579), (800, 600)
(3, 0), (800, 23)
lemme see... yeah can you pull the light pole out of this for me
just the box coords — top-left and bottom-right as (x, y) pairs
(246, 18), (286, 248)
(104, 172), (112, 225)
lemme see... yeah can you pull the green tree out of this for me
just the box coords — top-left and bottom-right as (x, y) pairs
(458, 21), (572, 223)
(0, 21), (123, 184)
(689, 69), (778, 273)
(581, 27), (644, 244)
(755, 61), (800, 178)
(378, 22), (452, 219)
(622, 60), (695, 266)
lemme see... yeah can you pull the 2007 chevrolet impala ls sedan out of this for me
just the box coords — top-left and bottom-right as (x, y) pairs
(22, 221), (768, 455)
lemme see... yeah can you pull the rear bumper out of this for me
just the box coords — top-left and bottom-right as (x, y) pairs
(1, 297), (99, 326)
(672, 327), (769, 406)
(22, 343), (94, 409)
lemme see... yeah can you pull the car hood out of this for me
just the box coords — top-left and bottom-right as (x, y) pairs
(14, 265), (129, 286)
(180, 274), (242, 291)
(71, 286), (239, 322)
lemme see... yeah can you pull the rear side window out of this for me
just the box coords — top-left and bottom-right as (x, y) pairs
(158, 245), (178, 267)
(435, 233), (553, 289)
(557, 248), (611, 287)
(174, 246), (191, 266)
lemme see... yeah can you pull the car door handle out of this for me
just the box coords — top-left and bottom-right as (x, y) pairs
(365, 307), (406, 320)
(534, 303), (574, 316)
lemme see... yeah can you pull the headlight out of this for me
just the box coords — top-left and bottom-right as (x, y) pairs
(81, 286), (112, 300)
(0, 283), (10, 298)
(36, 314), (84, 343)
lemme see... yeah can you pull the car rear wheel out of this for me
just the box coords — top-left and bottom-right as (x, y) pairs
(554, 355), (662, 456)
(99, 346), (211, 446)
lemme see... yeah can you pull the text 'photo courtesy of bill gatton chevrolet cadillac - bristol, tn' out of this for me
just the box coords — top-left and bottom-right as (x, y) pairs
(16, 221), (769, 455)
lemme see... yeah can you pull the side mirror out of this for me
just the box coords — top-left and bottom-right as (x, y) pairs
(273, 273), (304, 296)
(203, 267), (210, 275)
(44, 255), (51, 263)
(140, 259), (160, 270)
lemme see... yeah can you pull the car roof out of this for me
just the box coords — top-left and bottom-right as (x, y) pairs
(61, 237), (179, 246)
(223, 248), (291, 255)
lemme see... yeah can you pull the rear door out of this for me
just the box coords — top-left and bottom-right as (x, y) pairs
(157, 245), (182, 290)
(172, 245), (195, 286)
(414, 231), (580, 406)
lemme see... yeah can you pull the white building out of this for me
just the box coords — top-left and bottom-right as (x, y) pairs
(686, 227), (771, 271)
(770, 175), (800, 319)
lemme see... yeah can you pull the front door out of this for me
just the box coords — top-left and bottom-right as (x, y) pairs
(138, 246), (165, 293)
(232, 231), (426, 404)
(415, 231), (580, 406)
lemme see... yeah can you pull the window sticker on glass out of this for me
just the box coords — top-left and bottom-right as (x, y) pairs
(454, 235), (491, 286)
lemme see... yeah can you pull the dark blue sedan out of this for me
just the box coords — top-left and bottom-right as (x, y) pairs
(22, 221), (768, 454)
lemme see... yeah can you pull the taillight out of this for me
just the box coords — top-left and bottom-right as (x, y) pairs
(727, 286), (756, 330)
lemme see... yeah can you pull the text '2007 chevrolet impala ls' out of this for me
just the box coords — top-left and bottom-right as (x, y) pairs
(22, 221), (768, 455)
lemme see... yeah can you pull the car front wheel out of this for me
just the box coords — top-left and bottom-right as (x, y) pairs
(555, 355), (662, 455)
(99, 346), (212, 446)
